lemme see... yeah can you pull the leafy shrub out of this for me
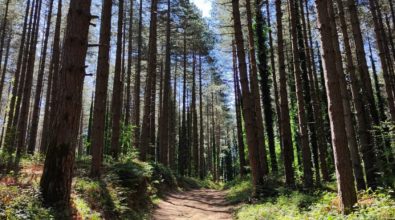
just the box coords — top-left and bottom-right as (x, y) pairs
(0, 185), (54, 219)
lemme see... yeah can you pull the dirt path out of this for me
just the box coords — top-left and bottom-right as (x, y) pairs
(152, 189), (235, 220)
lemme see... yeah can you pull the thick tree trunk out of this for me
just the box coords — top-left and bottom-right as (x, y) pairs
(40, 0), (92, 209)
(90, 0), (113, 177)
(315, 0), (357, 213)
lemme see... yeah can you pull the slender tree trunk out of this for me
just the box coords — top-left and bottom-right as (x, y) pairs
(232, 42), (246, 177)
(289, 0), (313, 187)
(266, 1), (282, 156)
(346, 0), (379, 188)
(42, 0), (62, 154)
(198, 55), (205, 179)
(110, 0), (124, 159)
(133, 0), (143, 149)
(16, 0), (42, 159)
(40, 0), (92, 209)
(191, 54), (198, 176)
(255, 0), (277, 173)
(315, 0), (357, 213)
(232, 0), (265, 195)
(125, 0), (133, 125)
(159, 0), (171, 166)
(305, 0), (329, 181)
(140, 0), (158, 161)
(0, 0), (10, 98)
(90, 0), (113, 177)
(368, 0), (395, 122)
(245, 0), (269, 175)
(335, 0), (366, 190)
(28, 0), (54, 154)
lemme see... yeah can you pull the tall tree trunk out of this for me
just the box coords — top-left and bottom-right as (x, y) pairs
(40, 0), (92, 209)
(110, 0), (124, 159)
(0, 0), (10, 98)
(191, 54), (198, 176)
(367, 0), (395, 122)
(16, 0), (42, 159)
(346, 0), (379, 188)
(28, 0), (54, 154)
(0, 31), (11, 115)
(305, 0), (329, 181)
(4, 0), (32, 157)
(125, 0), (133, 125)
(255, 0), (277, 173)
(245, 0), (269, 175)
(159, 0), (171, 166)
(232, 0), (265, 195)
(289, 0), (314, 187)
(198, 55), (205, 179)
(132, 0), (143, 149)
(90, 0), (113, 177)
(42, 0), (63, 154)
(232, 42), (246, 177)
(335, 0), (366, 190)
(140, 0), (158, 161)
(315, 0), (357, 212)
(266, 0), (282, 156)
(276, 0), (295, 186)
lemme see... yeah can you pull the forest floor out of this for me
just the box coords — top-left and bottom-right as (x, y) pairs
(152, 189), (235, 220)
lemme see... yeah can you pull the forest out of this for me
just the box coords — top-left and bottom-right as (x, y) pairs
(0, 0), (394, 219)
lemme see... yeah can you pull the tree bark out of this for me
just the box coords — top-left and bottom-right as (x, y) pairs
(28, 0), (54, 154)
(40, 0), (92, 209)
(232, 0), (265, 195)
(140, 0), (158, 161)
(90, 0), (113, 177)
(289, 0), (314, 187)
(244, 0), (268, 176)
(315, 0), (357, 213)
(275, 0), (295, 186)
(110, 0), (125, 159)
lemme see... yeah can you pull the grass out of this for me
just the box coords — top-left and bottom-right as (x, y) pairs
(226, 178), (395, 220)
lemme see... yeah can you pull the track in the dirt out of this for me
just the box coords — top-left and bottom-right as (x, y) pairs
(152, 189), (235, 220)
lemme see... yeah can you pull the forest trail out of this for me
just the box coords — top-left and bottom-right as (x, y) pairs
(152, 189), (235, 220)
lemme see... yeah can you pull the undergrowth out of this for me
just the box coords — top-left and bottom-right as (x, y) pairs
(226, 177), (395, 219)
(0, 156), (221, 219)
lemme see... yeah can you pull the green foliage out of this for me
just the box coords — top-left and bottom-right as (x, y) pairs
(224, 177), (253, 203)
(151, 163), (178, 191)
(227, 179), (395, 220)
(0, 185), (54, 219)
